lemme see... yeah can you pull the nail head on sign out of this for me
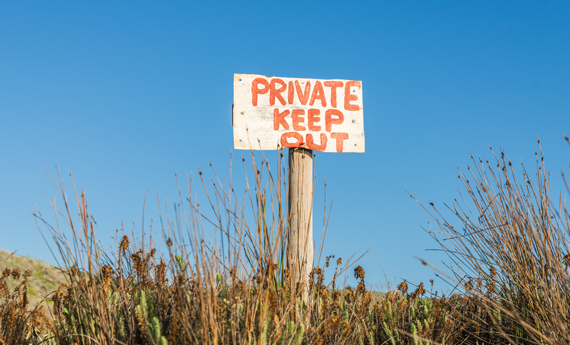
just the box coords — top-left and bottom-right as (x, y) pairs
(352, 119), (356, 123)
(241, 111), (245, 115)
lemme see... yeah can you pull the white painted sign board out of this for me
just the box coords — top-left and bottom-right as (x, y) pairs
(233, 74), (364, 153)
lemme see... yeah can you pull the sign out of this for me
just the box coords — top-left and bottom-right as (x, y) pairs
(233, 74), (364, 153)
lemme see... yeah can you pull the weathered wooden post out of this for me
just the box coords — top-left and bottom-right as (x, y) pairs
(287, 147), (314, 293)
(233, 73), (364, 294)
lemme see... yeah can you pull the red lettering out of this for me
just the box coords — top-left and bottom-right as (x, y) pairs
(325, 109), (344, 132)
(307, 109), (321, 131)
(270, 78), (287, 106)
(280, 132), (303, 148)
(330, 132), (349, 152)
(291, 109), (306, 131)
(324, 81), (343, 108)
(288, 81), (294, 104)
(274, 109), (290, 130)
(295, 80), (311, 105)
(252, 78), (269, 106)
(310, 81), (327, 107)
(344, 80), (360, 111)
(306, 133), (327, 152)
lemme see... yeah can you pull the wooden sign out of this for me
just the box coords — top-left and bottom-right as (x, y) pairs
(233, 74), (364, 153)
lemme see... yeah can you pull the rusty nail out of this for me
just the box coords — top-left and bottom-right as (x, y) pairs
(352, 119), (356, 123)
(240, 111), (245, 115)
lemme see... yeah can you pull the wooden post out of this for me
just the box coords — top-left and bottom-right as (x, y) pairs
(287, 147), (314, 296)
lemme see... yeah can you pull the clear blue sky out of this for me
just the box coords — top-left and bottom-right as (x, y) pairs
(1, 1), (569, 292)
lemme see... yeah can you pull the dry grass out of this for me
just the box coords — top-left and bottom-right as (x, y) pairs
(0, 250), (65, 308)
(1, 140), (569, 344)
(416, 139), (570, 344)
(0, 254), (55, 344)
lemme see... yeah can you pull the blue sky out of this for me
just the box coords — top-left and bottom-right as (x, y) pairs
(1, 1), (569, 292)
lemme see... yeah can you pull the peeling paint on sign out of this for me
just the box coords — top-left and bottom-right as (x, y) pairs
(233, 74), (364, 153)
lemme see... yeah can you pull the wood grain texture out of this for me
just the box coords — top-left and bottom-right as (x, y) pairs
(287, 147), (314, 295)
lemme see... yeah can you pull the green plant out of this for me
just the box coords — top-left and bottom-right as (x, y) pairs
(135, 290), (168, 345)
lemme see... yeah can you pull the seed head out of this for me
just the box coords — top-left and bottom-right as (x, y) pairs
(119, 235), (130, 255)
(397, 280), (408, 294)
(11, 268), (20, 280)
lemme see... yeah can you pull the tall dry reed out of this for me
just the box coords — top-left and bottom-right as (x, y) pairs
(18, 143), (568, 344)
(416, 141), (570, 344)
(31, 151), (384, 345)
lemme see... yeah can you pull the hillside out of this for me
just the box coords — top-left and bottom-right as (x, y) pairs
(0, 249), (65, 309)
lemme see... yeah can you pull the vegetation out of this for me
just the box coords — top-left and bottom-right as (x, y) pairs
(0, 250), (65, 309)
(1, 140), (569, 344)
